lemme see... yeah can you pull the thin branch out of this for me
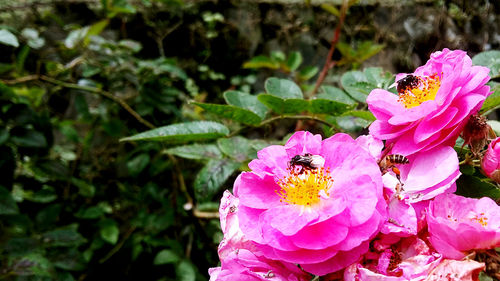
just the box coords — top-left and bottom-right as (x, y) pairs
(166, 153), (193, 206)
(1, 75), (155, 129)
(310, 0), (349, 97)
(192, 209), (219, 219)
(99, 226), (137, 264)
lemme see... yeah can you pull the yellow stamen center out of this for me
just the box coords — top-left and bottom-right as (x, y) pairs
(469, 212), (489, 227)
(276, 167), (333, 207)
(398, 74), (441, 108)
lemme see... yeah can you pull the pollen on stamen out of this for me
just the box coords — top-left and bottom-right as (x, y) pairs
(469, 213), (489, 227)
(398, 74), (441, 109)
(276, 167), (333, 207)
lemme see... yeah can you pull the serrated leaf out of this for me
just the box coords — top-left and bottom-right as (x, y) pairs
(99, 219), (119, 244)
(286, 52), (302, 71)
(120, 121), (229, 143)
(456, 174), (500, 200)
(341, 110), (376, 121)
(217, 136), (252, 162)
(224, 91), (268, 119)
(344, 82), (375, 103)
(0, 29), (19, 47)
(192, 102), (262, 125)
(364, 67), (394, 89)
(341, 70), (371, 102)
(309, 98), (355, 115)
(472, 50), (500, 78)
(176, 260), (196, 281)
(243, 55), (279, 69)
(480, 85), (500, 114)
(154, 249), (180, 265)
(41, 228), (86, 248)
(0, 186), (19, 215)
(265, 77), (303, 99)
(51, 248), (86, 271)
(298, 66), (319, 81)
(165, 144), (222, 160)
(257, 94), (310, 114)
(319, 86), (357, 105)
(194, 159), (240, 202)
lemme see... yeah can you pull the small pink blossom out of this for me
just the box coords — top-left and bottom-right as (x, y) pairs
(424, 259), (485, 281)
(427, 193), (500, 259)
(234, 131), (387, 275)
(378, 145), (459, 237)
(344, 237), (442, 281)
(482, 137), (500, 182)
(367, 48), (490, 156)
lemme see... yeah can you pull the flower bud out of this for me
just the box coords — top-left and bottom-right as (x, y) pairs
(482, 137), (500, 183)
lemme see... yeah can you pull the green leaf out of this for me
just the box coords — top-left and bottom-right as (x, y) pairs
(243, 55), (280, 69)
(166, 144), (222, 160)
(257, 94), (310, 114)
(456, 175), (500, 200)
(319, 86), (357, 105)
(265, 77), (303, 99)
(154, 249), (180, 265)
(0, 186), (19, 215)
(488, 120), (500, 136)
(479, 271), (494, 281)
(217, 136), (253, 162)
(41, 227), (86, 247)
(341, 110), (376, 121)
(224, 91), (268, 120)
(472, 50), (500, 78)
(480, 85), (500, 114)
(75, 206), (105, 219)
(286, 51), (303, 71)
(320, 3), (340, 16)
(127, 153), (150, 176)
(309, 98), (356, 115)
(298, 66), (319, 81)
(84, 19), (109, 45)
(120, 121), (230, 143)
(341, 71), (375, 102)
(51, 248), (86, 271)
(10, 128), (47, 148)
(22, 185), (57, 203)
(192, 102), (263, 125)
(194, 158), (241, 202)
(0, 29), (19, 47)
(176, 260), (196, 281)
(99, 219), (119, 244)
(364, 67), (394, 89)
(71, 178), (95, 197)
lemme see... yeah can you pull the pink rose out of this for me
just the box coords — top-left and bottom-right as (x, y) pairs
(427, 193), (500, 259)
(424, 259), (485, 281)
(367, 48), (490, 156)
(482, 137), (500, 182)
(210, 191), (310, 281)
(234, 131), (387, 275)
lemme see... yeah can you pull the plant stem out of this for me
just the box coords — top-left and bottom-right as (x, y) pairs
(1, 75), (155, 129)
(310, 0), (349, 97)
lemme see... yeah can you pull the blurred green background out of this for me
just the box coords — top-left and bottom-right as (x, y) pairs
(0, 0), (499, 280)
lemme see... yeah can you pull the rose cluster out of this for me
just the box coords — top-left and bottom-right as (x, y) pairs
(209, 49), (500, 280)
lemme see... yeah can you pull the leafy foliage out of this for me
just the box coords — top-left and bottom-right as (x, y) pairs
(0, 0), (499, 280)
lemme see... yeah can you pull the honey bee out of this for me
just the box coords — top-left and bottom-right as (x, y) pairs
(396, 75), (420, 94)
(289, 153), (325, 173)
(378, 154), (409, 180)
